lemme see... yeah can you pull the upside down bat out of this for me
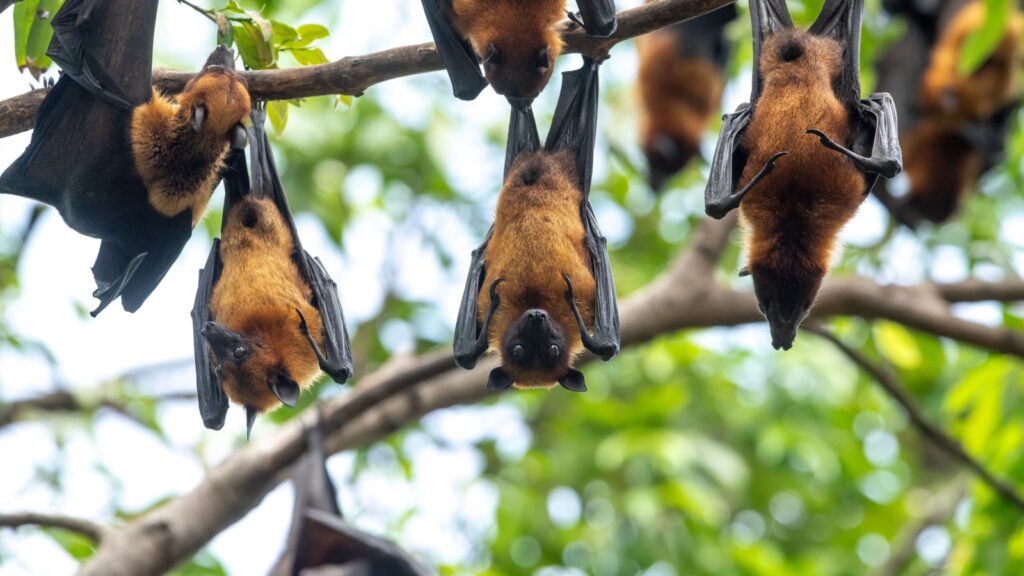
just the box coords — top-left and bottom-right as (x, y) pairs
(704, 0), (903, 350)
(192, 107), (352, 437)
(454, 59), (619, 392)
(637, 2), (736, 191)
(419, 0), (617, 104)
(269, 415), (435, 576)
(875, 0), (1021, 227)
(0, 0), (251, 315)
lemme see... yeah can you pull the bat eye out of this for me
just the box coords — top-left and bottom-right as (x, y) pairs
(548, 344), (559, 359)
(513, 344), (524, 359)
(536, 47), (549, 71)
(233, 346), (248, 360)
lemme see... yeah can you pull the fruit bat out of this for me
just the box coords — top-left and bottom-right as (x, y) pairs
(418, 0), (617, 104)
(637, 2), (736, 191)
(454, 59), (620, 392)
(268, 416), (435, 576)
(704, 0), (903, 350)
(0, 0), (251, 316)
(192, 106), (352, 436)
(874, 0), (1021, 227)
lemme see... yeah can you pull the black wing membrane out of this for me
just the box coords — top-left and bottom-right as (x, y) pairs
(270, 418), (435, 576)
(0, 0), (17, 15)
(674, 3), (737, 68)
(576, 0), (618, 37)
(504, 105), (542, 178)
(809, 0), (863, 106)
(545, 59), (620, 360)
(704, 104), (753, 218)
(750, 0), (793, 104)
(419, 0), (488, 100)
(249, 107), (353, 384)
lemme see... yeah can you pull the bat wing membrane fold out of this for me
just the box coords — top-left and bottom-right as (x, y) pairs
(192, 238), (228, 431)
(703, 103), (753, 218)
(750, 0), (793, 103)
(809, 0), (864, 105)
(576, 0), (618, 37)
(419, 0), (488, 100)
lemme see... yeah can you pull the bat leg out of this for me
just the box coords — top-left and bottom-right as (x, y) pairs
(706, 151), (787, 219)
(806, 129), (900, 178)
(296, 309), (352, 384)
(570, 0), (618, 37)
(562, 273), (617, 360)
(91, 251), (148, 317)
(456, 278), (503, 368)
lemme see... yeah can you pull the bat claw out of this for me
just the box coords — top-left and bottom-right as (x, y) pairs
(566, 11), (585, 29)
(562, 272), (576, 303)
(488, 278), (504, 303)
(806, 129), (838, 149)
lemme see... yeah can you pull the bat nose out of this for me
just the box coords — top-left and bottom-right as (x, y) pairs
(527, 310), (547, 324)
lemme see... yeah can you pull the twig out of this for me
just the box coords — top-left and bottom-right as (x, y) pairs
(804, 323), (1024, 513)
(174, 0), (216, 23)
(0, 512), (107, 542)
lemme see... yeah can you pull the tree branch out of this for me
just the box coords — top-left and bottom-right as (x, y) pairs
(0, 512), (107, 542)
(804, 324), (1024, 512)
(0, 0), (735, 139)
(869, 478), (966, 576)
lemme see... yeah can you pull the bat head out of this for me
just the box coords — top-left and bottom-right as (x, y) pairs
(180, 64), (251, 149)
(492, 309), (585, 392)
(759, 30), (842, 90)
(749, 263), (823, 351)
(478, 27), (562, 102)
(644, 133), (699, 191)
(202, 321), (302, 411)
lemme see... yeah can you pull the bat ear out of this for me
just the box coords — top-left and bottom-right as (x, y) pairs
(738, 266), (751, 277)
(230, 123), (248, 150)
(487, 367), (513, 390)
(192, 103), (207, 132)
(245, 406), (258, 440)
(270, 372), (301, 407)
(558, 369), (587, 393)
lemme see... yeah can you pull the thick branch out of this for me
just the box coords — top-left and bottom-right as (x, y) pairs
(805, 325), (1024, 512)
(0, 512), (107, 542)
(0, 0), (734, 139)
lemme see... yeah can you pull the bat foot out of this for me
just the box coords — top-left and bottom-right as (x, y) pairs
(562, 272), (576, 303)
(806, 129), (839, 150)
(488, 278), (504, 305)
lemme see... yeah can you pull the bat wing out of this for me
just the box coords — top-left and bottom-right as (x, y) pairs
(961, 100), (1019, 171)
(453, 229), (493, 369)
(874, 19), (931, 132)
(302, 510), (436, 576)
(191, 238), (228, 431)
(47, 0), (157, 109)
(0, 1), (16, 14)
(809, 0), (864, 106)
(852, 93), (904, 194)
(419, 0), (487, 100)
(248, 107), (353, 384)
(704, 103), (753, 218)
(674, 3), (737, 69)
(504, 105), (542, 178)
(750, 0), (793, 103)
(575, 0), (618, 37)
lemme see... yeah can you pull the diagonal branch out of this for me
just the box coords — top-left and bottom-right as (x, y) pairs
(0, 512), (107, 542)
(0, 0), (735, 139)
(804, 324), (1024, 512)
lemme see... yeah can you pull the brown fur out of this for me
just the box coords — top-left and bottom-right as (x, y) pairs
(637, 29), (724, 183)
(739, 31), (865, 285)
(131, 68), (251, 225)
(902, 119), (984, 222)
(478, 151), (595, 388)
(449, 0), (565, 99)
(209, 197), (323, 413)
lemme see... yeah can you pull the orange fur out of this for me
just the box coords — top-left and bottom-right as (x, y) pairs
(131, 68), (251, 225)
(450, 0), (565, 98)
(637, 29), (724, 185)
(210, 197), (323, 413)
(740, 31), (865, 280)
(478, 151), (594, 388)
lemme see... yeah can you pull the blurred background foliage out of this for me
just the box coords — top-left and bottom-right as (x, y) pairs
(1, 0), (1024, 575)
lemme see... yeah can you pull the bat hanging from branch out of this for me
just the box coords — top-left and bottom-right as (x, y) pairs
(268, 414), (435, 576)
(192, 106), (353, 437)
(0, 0), (251, 316)
(703, 0), (903, 351)
(874, 0), (1022, 227)
(453, 58), (620, 393)
(418, 0), (617, 106)
(637, 1), (736, 191)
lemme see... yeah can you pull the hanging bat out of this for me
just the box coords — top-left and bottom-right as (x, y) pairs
(704, 0), (903, 350)
(269, 415), (435, 576)
(637, 2), (736, 191)
(0, 0), (251, 316)
(418, 0), (617, 104)
(192, 107), (352, 437)
(874, 0), (1021, 226)
(454, 59), (619, 393)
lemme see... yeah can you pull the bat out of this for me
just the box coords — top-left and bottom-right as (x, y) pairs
(0, 1), (18, 15)
(874, 0), (1021, 227)
(191, 106), (352, 437)
(704, 0), (903, 350)
(453, 58), (620, 393)
(418, 0), (617, 104)
(637, 2), (736, 191)
(0, 0), (251, 316)
(269, 415), (435, 576)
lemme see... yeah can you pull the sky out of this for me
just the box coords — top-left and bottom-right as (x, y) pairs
(0, 0), (1011, 574)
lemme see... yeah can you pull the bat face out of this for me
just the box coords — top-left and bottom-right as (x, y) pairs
(643, 134), (699, 191)
(499, 309), (572, 386)
(482, 40), (557, 101)
(202, 321), (303, 412)
(750, 263), (823, 351)
(179, 67), (252, 143)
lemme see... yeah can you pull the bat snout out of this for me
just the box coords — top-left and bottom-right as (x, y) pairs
(526, 309), (548, 325)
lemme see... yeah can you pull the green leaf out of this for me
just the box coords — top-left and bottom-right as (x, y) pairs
(271, 20), (297, 45)
(958, 0), (1011, 75)
(267, 100), (289, 134)
(874, 322), (922, 370)
(14, 0), (61, 78)
(233, 21), (275, 69)
(290, 47), (328, 66)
